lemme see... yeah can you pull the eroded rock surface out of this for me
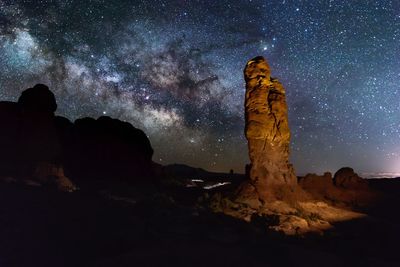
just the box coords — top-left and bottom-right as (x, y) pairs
(236, 56), (297, 204)
(211, 57), (375, 236)
(298, 172), (335, 200)
(298, 169), (377, 208)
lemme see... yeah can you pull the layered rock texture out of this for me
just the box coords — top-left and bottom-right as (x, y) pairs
(236, 56), (297, 204)
(0, 84), (153, 191)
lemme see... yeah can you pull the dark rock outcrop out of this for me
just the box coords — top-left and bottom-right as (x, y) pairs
(236, 56), (297, 204)
(0, 101), (24, 177)
(0, 84), (154, 190)
(63, 116), (153, 181)
(333, 167), (369, 190)
(0, 84), (72, 191)
(18, 84), (57, 113)
(0, 85), (60, 169)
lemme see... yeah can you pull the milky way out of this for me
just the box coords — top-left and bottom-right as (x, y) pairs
(0, 0), (399, 175)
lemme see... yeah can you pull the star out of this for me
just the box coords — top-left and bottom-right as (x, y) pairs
(0, 0), (398, 175)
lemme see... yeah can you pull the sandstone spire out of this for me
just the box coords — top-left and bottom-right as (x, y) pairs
(237, 56), (297, 204)
(212, 57), (373, 235)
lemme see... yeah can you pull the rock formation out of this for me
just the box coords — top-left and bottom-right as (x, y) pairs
(333, 167), (369, 190)
(63, 116), (154, 181)
(236, 56), (297, 204)
(298, 172), (335, 200)
(0, 84), (154, 190)
(298, 168), (375, 207)
(0, 84), (74, 191)
(17, 85), (61, 173)
(299, 172), (333, 190)
(18, 84), (57, 113)
(211, 56), (379, 235)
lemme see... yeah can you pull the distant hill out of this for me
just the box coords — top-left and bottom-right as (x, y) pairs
(163, 163), (245, 183)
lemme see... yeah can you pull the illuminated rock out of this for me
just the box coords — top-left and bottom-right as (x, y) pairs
(299, 169), (376, 207)
(236, 56), (297, 204)
(298, 172), (334, 198)
(212, 57), (375, 236)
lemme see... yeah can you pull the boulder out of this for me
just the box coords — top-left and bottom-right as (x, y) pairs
(333, 167), (368, 190)
(18, 84), (57, 113)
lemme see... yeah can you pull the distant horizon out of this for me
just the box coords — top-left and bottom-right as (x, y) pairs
(164, 162), (400, 179)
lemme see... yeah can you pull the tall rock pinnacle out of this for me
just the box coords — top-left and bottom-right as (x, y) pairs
(237, 56), (297, 204)
(212, 57), (370, 235)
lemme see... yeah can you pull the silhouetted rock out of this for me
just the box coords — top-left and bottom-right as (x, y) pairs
(0, 84), (153, 190)
(236, 56), (297, 205)
(0, 98), (60, 174)
(0, 85), (76, 191)
(18, 84), (57, 113)
(334, 167), (369, 190)
(18, 104), (61, 172)
(64, 116), (154, 181)
(54, 116), (74, 150)
(54, 115), (74, 131)
(0, 101), (22, 176)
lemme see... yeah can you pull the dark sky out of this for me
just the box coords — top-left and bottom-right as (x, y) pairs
(0, 0), (399, 176)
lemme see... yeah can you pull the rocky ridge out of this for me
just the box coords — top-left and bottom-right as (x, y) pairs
(0, 84), (153, 191)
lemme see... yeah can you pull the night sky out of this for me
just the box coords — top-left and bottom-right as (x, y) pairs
(0, 0), (399, 176)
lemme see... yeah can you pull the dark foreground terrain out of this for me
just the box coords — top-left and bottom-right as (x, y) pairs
(0, 177), (399, 267)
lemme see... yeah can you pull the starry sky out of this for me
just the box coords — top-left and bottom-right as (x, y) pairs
(0, 0), (399, 175)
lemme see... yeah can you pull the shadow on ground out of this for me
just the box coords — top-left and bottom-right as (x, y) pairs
(0, 180), (399, 267)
